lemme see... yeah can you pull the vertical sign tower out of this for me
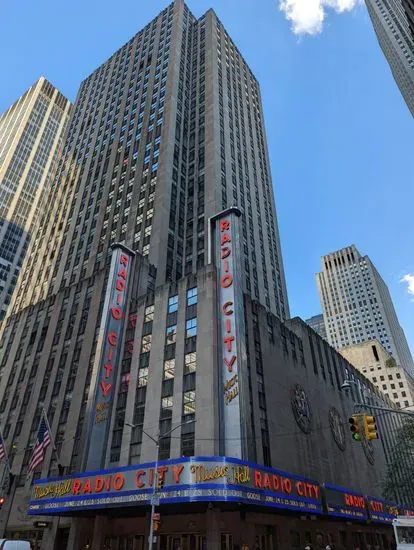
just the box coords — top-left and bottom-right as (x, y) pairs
(210, 208), (249, 459)
(84, 244), (135, 471)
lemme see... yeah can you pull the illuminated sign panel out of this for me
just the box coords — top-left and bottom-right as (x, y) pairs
(84, 244), (134, 471)
(367, 497), (399, 523)
(324, 484), (368, 520)
(28, 457), (322, 515)
(212, 208), (248, 459)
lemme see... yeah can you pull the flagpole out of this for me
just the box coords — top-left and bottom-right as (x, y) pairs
(42, 408), (62, 468)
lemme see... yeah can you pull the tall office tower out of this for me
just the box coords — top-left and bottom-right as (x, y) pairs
(0, 77), (71, 320)
(305, 313), (327, 340)
(11, 0), (288, 321)
(317, 244), (414, 375)
(365, 0), (414, 116)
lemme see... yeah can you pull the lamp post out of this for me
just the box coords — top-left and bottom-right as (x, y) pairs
(125, 419), (195, 550)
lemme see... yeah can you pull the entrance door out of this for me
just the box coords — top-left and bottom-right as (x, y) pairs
(159, 534), (206, 550)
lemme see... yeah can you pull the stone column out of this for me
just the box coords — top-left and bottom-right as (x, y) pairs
(67, 517), (92, 550)
(39, 518), (58, 550)
(91, 515), (107, 550)
(206, 507), (220, 550)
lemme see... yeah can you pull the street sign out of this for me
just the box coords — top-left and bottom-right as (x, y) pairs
(34, 521), (50, 528)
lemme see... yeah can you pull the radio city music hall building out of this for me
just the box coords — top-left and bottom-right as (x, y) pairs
(0, 1), (411, 549)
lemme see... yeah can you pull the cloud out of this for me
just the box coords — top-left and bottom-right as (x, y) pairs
(401, 274), (414, 300)
(279, 0), (361, 35)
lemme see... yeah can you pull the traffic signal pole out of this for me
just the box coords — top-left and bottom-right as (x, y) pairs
(354, 403), (414, 418)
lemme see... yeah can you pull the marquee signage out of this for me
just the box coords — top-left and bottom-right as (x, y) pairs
(211, 208), (248, 460)
(28, 457), (323, 516)
(84, 244), (135, 471)
(324, 484), (368, 520)
(367, 497), (399, 524)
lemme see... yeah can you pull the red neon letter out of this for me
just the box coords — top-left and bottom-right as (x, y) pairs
(221, 274), (233, 288)
(120, 254), (129, 266)
(111, 306), (123, 320)
(135, 470), (145, 488)
(221, 246), (231, 259)
(108, 332), (118, 346)
(100, 381), (112, 397)
(172, 465), (184, 484)
(222, 301), (234, 315)
(220, 220), (230, 232)
(72, 479), (81, 495)
(223, 336), (235, 352)
(116, 279), (125, 291)
(113, 473), (125, 491)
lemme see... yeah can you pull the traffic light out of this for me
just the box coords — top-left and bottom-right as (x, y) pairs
(157, 473), (165, 490)
(363, 415), (379, 440)
(152, 512), (161, 532)
(0, 497), (5, 509)
(349, 415), (361, 441)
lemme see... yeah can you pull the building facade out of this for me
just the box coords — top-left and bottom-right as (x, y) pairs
(316, 245), (414, 376)
(365, 0), (414, 116)
(340, 339), (414, 409)
(9, 0), (288, 322)
(0, 77), (71, 320)
(305, 313), (327, 340)
(0, 3), (409, 550)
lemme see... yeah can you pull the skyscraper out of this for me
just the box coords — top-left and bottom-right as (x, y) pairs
(316, 244), (414, 375)
(0, 77), (71, 320)
(0, 3), (401, 547)
(365, 0), (414, 116)
(10, 0), (288, 321)
(305, 313), (327, 340)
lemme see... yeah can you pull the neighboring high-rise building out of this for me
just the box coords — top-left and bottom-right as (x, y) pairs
(365, 0), (414, 116)
(0, 77), (71, 320)
(0, 3), (404, 547)
(10, 1), (288, 321)
(305, 313), (327, 340)
(340, 339), (414, 409)
(316, 244), (414, 375)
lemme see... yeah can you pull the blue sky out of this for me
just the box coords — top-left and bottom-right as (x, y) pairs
(2, 0), (413, 352)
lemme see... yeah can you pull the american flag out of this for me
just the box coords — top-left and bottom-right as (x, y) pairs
(0, 432), (6, 461)
(28, 416), (51, 473)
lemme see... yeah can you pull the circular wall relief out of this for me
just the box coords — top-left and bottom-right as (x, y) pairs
(290, 384), (312, 434)
(329, 407), (346, 451)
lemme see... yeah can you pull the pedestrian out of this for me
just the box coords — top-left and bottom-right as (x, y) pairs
(241, 542), (249, 550)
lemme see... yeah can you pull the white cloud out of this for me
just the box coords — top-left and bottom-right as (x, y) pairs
(279, 0), (361, 35)
(401, 274), (414, 300)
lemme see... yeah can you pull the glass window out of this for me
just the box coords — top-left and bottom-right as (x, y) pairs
(168, 295), (178, 313)
(162, 396), (173, 409)
(187, 287), (197, 306)
(141, 335), (152, 352)
(183, 390), (196, 415)
(186, 318), (197, 338)
(144, 305), (154, 322)
(166, 324), (177, 344)
(138, 367), (148, 387)
(164, 359), (175, 379)
(184, 352), (196, 373)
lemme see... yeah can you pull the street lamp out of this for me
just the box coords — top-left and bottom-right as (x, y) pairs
(125, 418), (195, 550)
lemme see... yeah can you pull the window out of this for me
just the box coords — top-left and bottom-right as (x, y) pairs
(144, 305), (154, 322)
(184, 352), (196, 373)
(141, 335), (152, 353)
(187, 287), (197, 306)
(162, 396), (173, 409)
(168, 295), (178, 313)
(163, 358), (175, 379)
(183, 390), (196, 415)
(186, 318), (197, 338)
(138, 367), (148, 387)
(166, 324), (177, 344)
